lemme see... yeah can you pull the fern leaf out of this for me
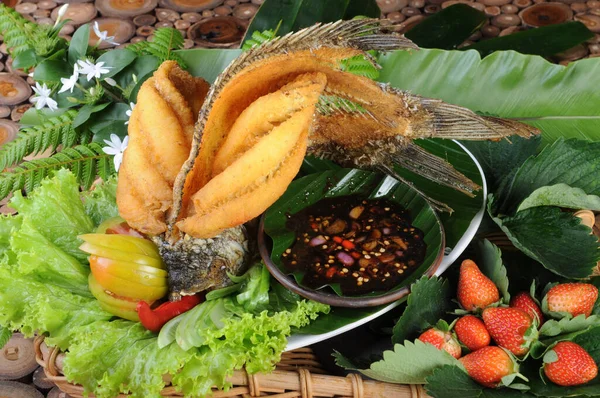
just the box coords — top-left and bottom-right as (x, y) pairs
(0, 4), (37, 57)
(0, 143), (115, 201)
(339, 55), (380, 80)
(0, 110), (82, 170)
(317, 94), (367, 116)
(128, 28), (185, 66)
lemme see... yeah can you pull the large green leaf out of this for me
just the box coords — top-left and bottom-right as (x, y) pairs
(177, 49), (241, 83)
(263, 168), (443, 297)
(242, 0), (380, 43)
(378, 49), (600, 146)
(517, 184), (600, 213)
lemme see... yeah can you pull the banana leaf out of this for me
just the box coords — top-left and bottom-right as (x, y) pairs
(263, 168), (443, 297)
(378, 49), (600, 146)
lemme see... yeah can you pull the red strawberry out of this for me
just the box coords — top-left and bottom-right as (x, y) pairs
(545, 283), (598, 318)
(511, 292), (544, 325)
(482, 307), (536, 356)
(457, 259), (500, 311)
(460, 346), (519, 388)
(543, 341), (598, 386)
(418, 328), (462, 359)
(455, 315), (490, 352)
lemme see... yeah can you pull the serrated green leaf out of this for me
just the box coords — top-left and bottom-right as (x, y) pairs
(517, 184), (600, 213)
(127, 28), (185, 67)
(426, 365), (533, 398)
(336, 339), (463, 384)
(491, 205), (600, 279)
(477, 239), (510, 303)
(540, 315), (600, 338)
(0, 326), (11, 349)
(392, 276), (452, 344)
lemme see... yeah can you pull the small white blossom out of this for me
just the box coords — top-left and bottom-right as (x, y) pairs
(93, 21), (119, 46)
(77, 59), (110, 81)
(54, 4), (68, 27)
(125, 102), (135, 125)
(104, 77), (117, 87)
(58, 64), (79, 94)
(31, 82), (58, 111)
(102, 134), (129, 172)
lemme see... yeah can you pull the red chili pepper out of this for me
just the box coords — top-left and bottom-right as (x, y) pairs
(325, 267), (337, 279)
(341, 240), (355, 250)
(332, 236), (343, 244)
(137, 294), (203, 333)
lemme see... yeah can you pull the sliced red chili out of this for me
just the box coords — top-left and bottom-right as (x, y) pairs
(137, 294), (203, 333)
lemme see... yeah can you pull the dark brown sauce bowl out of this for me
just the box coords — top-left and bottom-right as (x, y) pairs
(257, 213), (446, 308)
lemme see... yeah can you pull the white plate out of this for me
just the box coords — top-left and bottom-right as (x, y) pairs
(285, 140), (487, 351)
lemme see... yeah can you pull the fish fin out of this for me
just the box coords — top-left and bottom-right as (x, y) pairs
(406, 95), (539, 140)
(390, 142), (480, 196)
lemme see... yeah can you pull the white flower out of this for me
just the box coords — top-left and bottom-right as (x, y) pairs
(102, 134), (129, 172)
(124, 102), (135, 125)
(31, 82), (58, 111)
(58, 64), (79, 94)
(54, 4), (68, 27)
(77, 59), (110, 81)
(93, 21), (119, 46)
(104, 77), (117, 87)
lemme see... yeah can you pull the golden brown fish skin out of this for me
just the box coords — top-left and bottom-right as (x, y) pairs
(116, 62), (210, 235)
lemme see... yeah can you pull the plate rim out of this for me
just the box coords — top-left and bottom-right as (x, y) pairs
(285, 139), (488, 351)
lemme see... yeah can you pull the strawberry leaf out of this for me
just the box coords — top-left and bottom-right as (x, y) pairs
(476, 239), (510, 304)
(391, 276), (452, 344)
(540, 315), (600, 338)
(334, 339), (462, 384)
(542, 350), (558, 364)
(426, 365), (535, 398)
(517, 184), (600, 213)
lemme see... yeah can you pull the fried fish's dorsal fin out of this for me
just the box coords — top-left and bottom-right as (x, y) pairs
(168, 20), (417, 239)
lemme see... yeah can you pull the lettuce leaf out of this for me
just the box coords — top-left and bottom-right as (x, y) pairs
(0, 265), (110, 349)
(0, 215), (21, 263)
(9, 169), (94, 263)
(82, 176), (119, 226)
(10, 219), (90, 296)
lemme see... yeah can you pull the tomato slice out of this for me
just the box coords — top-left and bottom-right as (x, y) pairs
(79, 234), (162, 259)
(90, 256), (167, 287)
(91, 261), (167, 301)
(89, 274), (141, 321)
(79, 242), (164, 268)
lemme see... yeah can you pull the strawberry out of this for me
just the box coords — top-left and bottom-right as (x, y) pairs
(459, 346), (519, 388)
(544, 283), (598, 318)
(418, 328), (462, 359)
(482, 307), (536, 356)
(455, 315), (490, 352)
(511, 292), (544, 325)
(543, 341), (598, 386)
(457, 259), (500, 311)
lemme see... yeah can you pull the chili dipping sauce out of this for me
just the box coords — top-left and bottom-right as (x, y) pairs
(281, 196), (427, 295)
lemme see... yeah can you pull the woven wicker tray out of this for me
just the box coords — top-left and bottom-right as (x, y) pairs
(33, 335), (429, 398)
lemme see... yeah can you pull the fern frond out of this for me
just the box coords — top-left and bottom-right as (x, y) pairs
(128, 28), (185, 67)
(0, 4), (37, 57)
(317, 94), (368, 116)
(339, 54), (380, 80)
(0, 110), (91, 170)
(0, 143), (114, 201)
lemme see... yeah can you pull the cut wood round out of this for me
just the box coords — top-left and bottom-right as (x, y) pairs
(136, 24), (154, 35)
(224, 0), (237, 6)
(590, 42), (600, 53)
(0, 106), (11, 118)
(232, 3), (257, 19)
(214, 5), (232, 15)
(201, 9), (214, 17)
(60, 23), (75, 35)
(492, 13), (521, 26)
(402, 6), (421, 16)
(513, 0), (532, 8)
(499, 25), (521, 35)
(155, 20), (173, 28)
(33, 9), (51, 18)
(181, 11), (202, 22)
(501, 3), (519, 13)
(183, 38), (194, 48)
(11, 104), (31, 122)
(519, 3), (573, 27)
(481, 23), (501, 36)
(0, 73), (32, 106)
(133, 13), (156, 25)
(575, 13), (600, 32)
(376, 0), (408, 13)
(37, 0), (57, 9)
(89, 17), (136, 48)
(15, 2), (37, 14)
(409, 0), (425, 7)
(188, 16), (245, 47)
(387, 11), (406, 22)
(485, 5), (501, 16)
(395, 14), (424, 33)
(54, 0), (95, 4)
(26, 76), (35, 85)
(174, 19), (190, 29)
(589, 0), (600, 8)
(32, 367), (55, 392)
(458, 40), (475, 48)
(588, 33), (600, 43)
(0, 334), (38, 380)
(571, 2), (588, 13)
(0, 381), (44, 398)
(5, 58), (28, 77)
(0, 120), (20, 146)
(468, 30), (482, 40)
(555, 43), (589, 60)
(130, 35), (145, 43)
(37, 17), (54, 25)
(0, 63), (4, 73)
(155, 7), (179, 21)
(477, 0), (511, 6)
(158, 0), (223, 13)
(251, 0), (263, 4)
(95, 0), (158, 18)
(47, 386), (73, 398)
(424, 4), (441, 13)
(51, 3), (97, 25)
